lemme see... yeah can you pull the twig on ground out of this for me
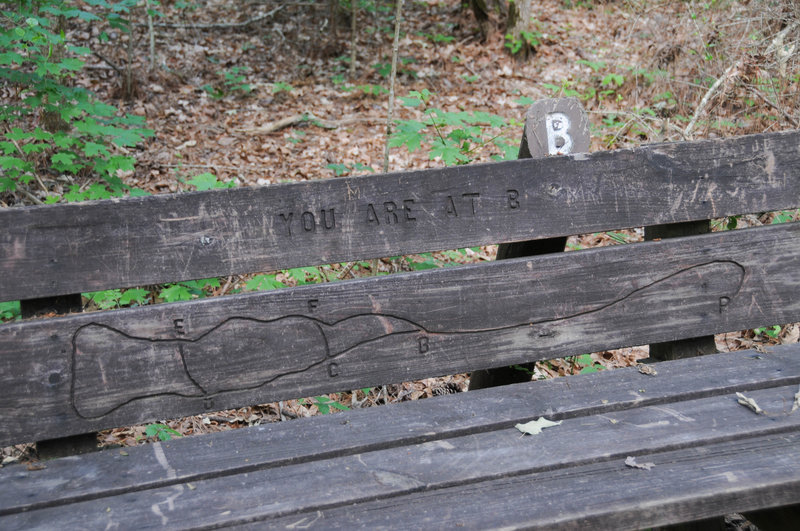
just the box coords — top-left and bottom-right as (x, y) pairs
(92, 51), (124, 76)
(336, 261), (357, 280)
(17, 188), (44, 206)
(684, 62), (739, 139)
(218, 276), (234, 297)
(236, 112), (376, 134)
(748, 86), (799, 127)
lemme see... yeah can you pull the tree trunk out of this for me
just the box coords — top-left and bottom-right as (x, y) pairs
(469, 0), (505, 40)
(506, 0), (534, 60)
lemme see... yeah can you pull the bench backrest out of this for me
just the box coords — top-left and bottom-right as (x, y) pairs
(1, 128), (799, 447)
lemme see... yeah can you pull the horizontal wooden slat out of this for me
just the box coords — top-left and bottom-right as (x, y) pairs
(258, 431), (800, 530)
(3, 376), (799, 528)
(2, 130), (799, 301)
(2, 345), (798, 516)
(1, 222), (799, 446)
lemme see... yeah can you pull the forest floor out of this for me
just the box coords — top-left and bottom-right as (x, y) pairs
(2, 0), (800, 459)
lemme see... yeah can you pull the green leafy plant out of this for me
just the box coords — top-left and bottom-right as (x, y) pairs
(143, 423), (182, 441)
(418, 32), (455, 44)
(372, 58), (416, 78)
(286, 130), (306, 144)
(712, 215), (740, 231)
(272, 81), (293, 94)
(576, 58), (606, 72)
(430, 33), (455, 43)
(184, 173), (236, 191)
(601, 73), (625, 89)
(285, 267), (323, 286)
(390, 90), (515, 165)
(201, 84), (224, 99)
(405, 253), (439, 271)
(754, 325), (782, 339)
(222, 66), (251, 93)
(245, 274), (286, 291)
(0, 301), (21, 322)
(203, 67), (251, 99)
(542, 80), (584, 100)
(301, 395), (350, 414)
(576, 354), (604, 374)
(504, 29), (542, 55)
(0, 0), (153, 200)
(771, 209), (800, 224)
(326, 162), (375, 176)
(159, 278), (220, 303)
(604, 231), (635, 244)
(83, 287), (150, 310)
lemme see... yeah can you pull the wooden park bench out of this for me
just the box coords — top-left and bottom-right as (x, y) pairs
(1, 99), (799, 529)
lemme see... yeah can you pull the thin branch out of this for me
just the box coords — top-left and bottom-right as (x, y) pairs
(235, 112), (377, 134)
(684, 62), (739, 139)
(218, 275), (235, 297)
(383, 0), (404, 173)
(145, 0), (156, 71)
(17, 187), (44, 206)
(336, 261), (357, 280)
(748, 85), (799, 127)
(92, 50), (123, 76)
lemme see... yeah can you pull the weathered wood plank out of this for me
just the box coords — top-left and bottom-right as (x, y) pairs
(3, 345), (797, 515)
(20, 293), (100, 458)
(257, 432), (800, 530)
(2, 130), (799, 301)
(645, 221), (718, 362)
(3, 384), (800, 528)
(1, 222), (799, 446)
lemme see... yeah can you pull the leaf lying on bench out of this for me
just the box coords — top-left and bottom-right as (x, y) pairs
(792, 385), (800, 413)
(736, 392), (764, 415)
(515, 418), (562, 436)
(637, 364), (658, 376)
(625, 456), (655, 471)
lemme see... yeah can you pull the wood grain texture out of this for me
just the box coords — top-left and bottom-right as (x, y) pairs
(2, 222), (800, 446)
(257, 432), (800, 531)
(470, 97), (590, 390)
(2, 130), (799, 301)
(645, 220), (718, 362)
(2, 345), (798, 517)
(3, 379), (800, 528)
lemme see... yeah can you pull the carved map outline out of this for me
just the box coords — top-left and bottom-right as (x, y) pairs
(71, 261), (745, 419)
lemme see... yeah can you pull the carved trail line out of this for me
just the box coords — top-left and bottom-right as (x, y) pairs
(70, 261), (745, 419)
